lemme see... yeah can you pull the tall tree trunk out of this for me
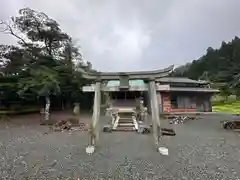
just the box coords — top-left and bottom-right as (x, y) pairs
(45, 96), (51, 121)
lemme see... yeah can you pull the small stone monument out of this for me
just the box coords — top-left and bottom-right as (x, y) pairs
(86, 122), (96, 155)
(73, 103), (80, 116)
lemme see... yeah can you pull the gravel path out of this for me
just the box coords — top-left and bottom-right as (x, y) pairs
(0, 114), (240, 179)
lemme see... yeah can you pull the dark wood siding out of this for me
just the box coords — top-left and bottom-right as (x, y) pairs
(160, 92), (213, 112)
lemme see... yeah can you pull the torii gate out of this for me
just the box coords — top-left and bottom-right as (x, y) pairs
(80, 65), (174, 151)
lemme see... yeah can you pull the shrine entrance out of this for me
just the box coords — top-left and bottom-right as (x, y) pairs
(110, 91), (141, 106)
(109, 91), (148, 109)
(80, 65), (175, 152)
(110, 91), (141, 100)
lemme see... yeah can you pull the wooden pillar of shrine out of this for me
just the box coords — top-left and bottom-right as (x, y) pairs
(148, 79), (161, 149)
(92, 80), (101, 144)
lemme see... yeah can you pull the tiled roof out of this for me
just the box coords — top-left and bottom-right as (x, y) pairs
(169, 87), (219, 92)
(157, 77), (208, 84)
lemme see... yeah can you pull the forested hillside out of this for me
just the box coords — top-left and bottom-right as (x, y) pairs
(173, 36), (240, 98)
(0, 8), (94, 114)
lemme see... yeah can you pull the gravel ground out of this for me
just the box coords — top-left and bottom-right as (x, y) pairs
(0, 113), (240, 180)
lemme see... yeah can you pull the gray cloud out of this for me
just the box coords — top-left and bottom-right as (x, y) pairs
(0, 0), (240, 71)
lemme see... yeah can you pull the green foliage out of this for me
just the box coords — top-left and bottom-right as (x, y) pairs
(0, 8), (93, 111)
(18, 65), (61, 97)
(211, 95), (236, 105)
(211, 94), (240, 113)
(173, 36), (240, 97)
(212, 97), (240, 114)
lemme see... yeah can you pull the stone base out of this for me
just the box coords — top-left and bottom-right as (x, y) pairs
(158, 147), (169, 155)
(86, 146), (95, 154)
(102, 125), (112, 132)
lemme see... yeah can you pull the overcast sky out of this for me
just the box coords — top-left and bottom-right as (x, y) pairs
(0, 0), (240, 71)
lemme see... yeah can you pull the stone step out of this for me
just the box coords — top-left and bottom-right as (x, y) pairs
(119, 116), (133, 119)
(117, 123), (135, 127)
(118, 122), (134, 125)
(113, 126), (136, 131)
(118, 112), (134, 116)
(118, 118), (133, 123)
(119, 117), (132, 120)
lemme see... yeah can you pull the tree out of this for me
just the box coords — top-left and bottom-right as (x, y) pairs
(198, 71), (209, 81)
(0, 8), (94, 118)
(175, 36), (240, 91)
(1, 8), (70, 54)
(218, 83), (231, 101)
(172, 63), (191, 77)
(0, 7), (97, 118)
(0, 8), (66, 119)
(18, 65), (60, 120)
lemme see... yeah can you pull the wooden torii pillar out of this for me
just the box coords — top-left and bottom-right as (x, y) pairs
(148, 78), (161, 148)
(92, 79), (101, 143)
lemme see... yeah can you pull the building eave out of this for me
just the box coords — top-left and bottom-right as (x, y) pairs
(156, 77), (209, 85)
(167, 87), (219, 93)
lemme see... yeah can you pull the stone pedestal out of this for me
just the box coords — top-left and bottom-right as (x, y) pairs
(73, 103), (80, 116)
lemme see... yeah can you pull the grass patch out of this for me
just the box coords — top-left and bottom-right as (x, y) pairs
(212, 98), (240, 114)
